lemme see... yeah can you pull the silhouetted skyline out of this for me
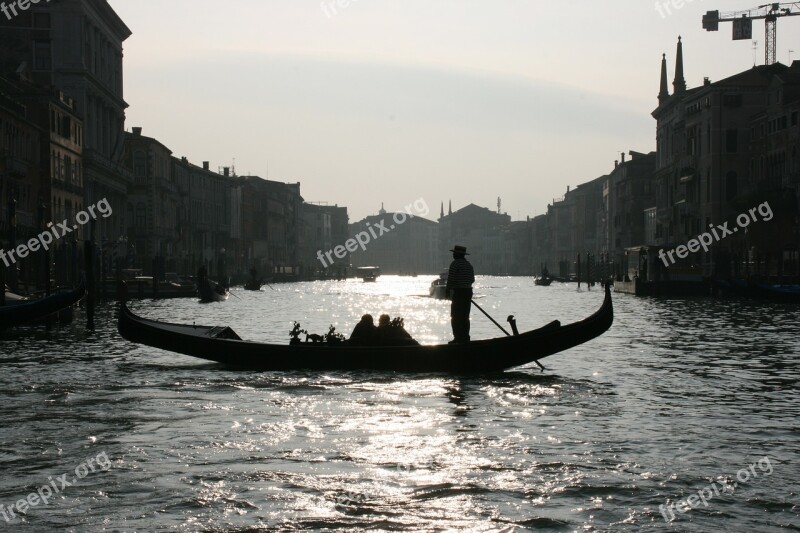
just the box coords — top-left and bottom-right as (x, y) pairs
(108, 0), (800, 220)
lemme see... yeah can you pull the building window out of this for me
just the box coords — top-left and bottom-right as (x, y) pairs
(33, 12), (50, 28)
(33, 40), (52, 71)
(725, 129), (738, 153)
(723, 94), (742, 108)
(133, 150), (146, 182)
(136, 203), (146, 228)
(726, 171), (737, 201)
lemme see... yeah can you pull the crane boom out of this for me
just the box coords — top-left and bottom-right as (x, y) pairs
(703, 3), (800, 65)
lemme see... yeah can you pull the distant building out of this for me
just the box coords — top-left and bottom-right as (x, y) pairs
(121, 127), (180, 275)
(438, 203), (511, 274)
(239, 176), (303, 279)
(606, 152), (656, 263)
(349, 205), (439, 274)
(301, 203), (349, 276)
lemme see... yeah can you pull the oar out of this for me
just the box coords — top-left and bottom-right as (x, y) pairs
(471, 299), (546, 372)
(470, 299), (511, 336)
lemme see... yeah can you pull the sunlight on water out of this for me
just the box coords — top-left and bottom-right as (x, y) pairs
(0, 276), (798, 530)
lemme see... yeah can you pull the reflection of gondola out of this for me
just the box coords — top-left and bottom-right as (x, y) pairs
(118, 284), (614, 372)
(1, 283), (85, 330)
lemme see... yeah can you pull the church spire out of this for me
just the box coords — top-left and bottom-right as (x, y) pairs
(673, 36), (686, 94)
(448, 200), (452, 215)
(440, 202), (444, 220)
(379, 202), (386, 215)
(658, 53), (670, 104)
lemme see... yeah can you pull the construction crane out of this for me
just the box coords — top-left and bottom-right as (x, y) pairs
(703, 3), (800, 65)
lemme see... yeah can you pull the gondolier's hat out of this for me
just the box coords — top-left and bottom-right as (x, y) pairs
(449, 245), (469, 255)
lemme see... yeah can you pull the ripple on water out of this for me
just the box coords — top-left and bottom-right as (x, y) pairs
(0, 276), (798, 530)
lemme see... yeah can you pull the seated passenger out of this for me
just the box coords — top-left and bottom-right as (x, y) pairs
(348, 314), (378, 345)
(376, 314), (420, 346)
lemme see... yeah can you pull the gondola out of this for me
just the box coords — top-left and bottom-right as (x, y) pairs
(118, 283), (614, 373)
(244, 279), (263, 291)
(0, 283), (86, 330)
(197, 280), (229, 302)
(715, 278), (800, 303)
(534, 276), (553, 286)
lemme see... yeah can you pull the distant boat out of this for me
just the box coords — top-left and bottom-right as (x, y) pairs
(430, 271), (448, 299)
(118, 283), (614, 372)
(244, 280), (263, 291)
(198, 279), (229, 302)
(534, 276), (553, 286)
(357, 266), (380, 282)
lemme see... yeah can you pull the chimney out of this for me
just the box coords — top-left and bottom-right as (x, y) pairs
(202, 161), (209, 171)
(704, 77), (711, 86)
(621, 152), (626, 163)
(223, 167), (230, 177)
(615, 160), (619, 168)
(132, 127), (142, 136)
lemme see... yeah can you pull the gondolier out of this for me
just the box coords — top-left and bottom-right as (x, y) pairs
(445, 245), (475, 343)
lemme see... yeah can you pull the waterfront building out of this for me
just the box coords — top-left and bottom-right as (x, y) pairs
(0, 81), (42, 289)
(121, 127), (181, 276)
(239, 176), (303, 280)
(606, 152), (656, 265)
(301, 203), (349, 277)
(0, 0), (133, 246)
(652, 38), (800, 279)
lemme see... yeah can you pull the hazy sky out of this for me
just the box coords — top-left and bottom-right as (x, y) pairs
(107, 0), (800, 221)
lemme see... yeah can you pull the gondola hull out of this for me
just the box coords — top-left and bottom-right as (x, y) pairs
(0, 284), (85, 330)
(119, 284), (613, 373)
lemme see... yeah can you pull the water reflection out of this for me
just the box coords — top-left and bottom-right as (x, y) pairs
(0, 276), (798, 530)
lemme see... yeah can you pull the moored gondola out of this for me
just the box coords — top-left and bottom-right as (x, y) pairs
(1, 283), (86, 330)
(118, 283), (614, 373)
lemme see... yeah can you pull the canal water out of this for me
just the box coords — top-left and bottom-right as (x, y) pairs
(0, 276), (797, 531)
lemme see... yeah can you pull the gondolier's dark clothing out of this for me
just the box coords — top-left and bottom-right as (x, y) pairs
(446, 257), (475, 343)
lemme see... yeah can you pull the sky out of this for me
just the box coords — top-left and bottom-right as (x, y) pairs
(107, 0), (800, 221)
